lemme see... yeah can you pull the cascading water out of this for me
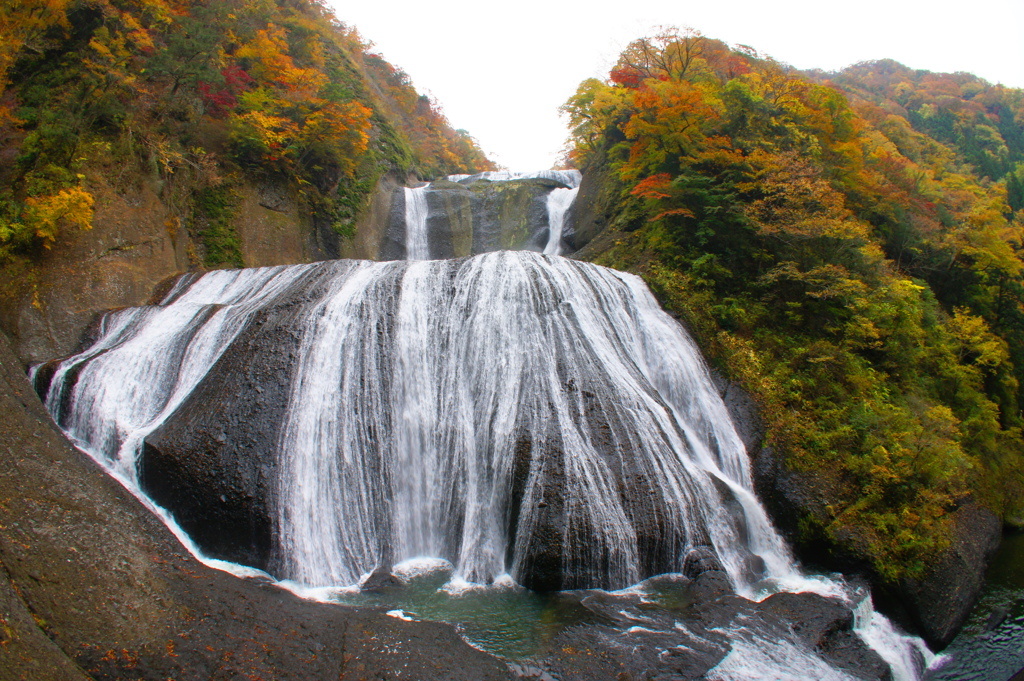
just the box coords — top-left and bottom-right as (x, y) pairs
(35, 171), (932, 680)
(42, 265), (309, 483)
(453, 169), (581, 257)
(543, 184), (579, 255)
(403, 184), (431, 260)
(397, 169), (581, 258)
(446, 169), (582, 187)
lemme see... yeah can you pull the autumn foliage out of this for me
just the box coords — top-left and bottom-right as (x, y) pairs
(565, 28), (1024, 580)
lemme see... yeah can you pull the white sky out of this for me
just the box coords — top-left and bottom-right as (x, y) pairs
(330, 0), (1024, 172)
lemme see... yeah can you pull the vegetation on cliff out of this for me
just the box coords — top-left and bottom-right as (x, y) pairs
(565, 29), (1024, 581)
(0, 0), (493, 269)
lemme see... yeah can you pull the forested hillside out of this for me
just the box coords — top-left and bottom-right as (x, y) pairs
(0, 0), (492, 270)
(565, 30), (1024, 582)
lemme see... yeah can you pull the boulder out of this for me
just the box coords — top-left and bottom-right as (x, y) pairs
(896, 502), (1002, 647)
(757, 592), (894, 680)
(139, 264), (339, 570)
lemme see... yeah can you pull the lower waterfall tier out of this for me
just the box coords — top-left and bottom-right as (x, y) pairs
(38, 251), (774, 592)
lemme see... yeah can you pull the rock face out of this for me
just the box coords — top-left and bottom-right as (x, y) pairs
(38, 252), (765, 597)
(896, 503), (1003, 647)
(82, 254), (742, 593)
(0, 172), (189, 365)
(570, 161), (1007, 651)
(0, 329), (516, 680)
(506, 416), (718, 592)
(567, 163), (616, 251)
(752, 430), (1003, 649)
(139, 275), (322, 569)
(757, 592), (894, 681)
(0, 169), (412, 367)
(3, 304), (899, 681)
(539, 569), (893, 681)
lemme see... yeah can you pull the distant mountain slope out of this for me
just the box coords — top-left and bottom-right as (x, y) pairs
(808, 59), (1024, 185)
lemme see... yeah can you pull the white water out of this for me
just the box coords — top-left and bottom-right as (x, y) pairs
(403, 185), (431, 260)
(266, 252), (763, 588)
(854, 595), (935, 681)
(43, 265), (312, 481)
(709, 623), (860, 681)
(543, 185), (579, 255)
(405, 169), (581, 257)
(41, 252), (783, 591)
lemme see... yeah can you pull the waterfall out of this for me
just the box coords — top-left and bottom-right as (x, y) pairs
(42, 253), (762, 590)
(404, 185), (431, 260)
(42, 265), (312, 481)
(36, 170), (929, 680)
(543, 185), (579, 255)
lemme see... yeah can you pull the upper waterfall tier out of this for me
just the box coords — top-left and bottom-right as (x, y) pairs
(380, 171), (582, 260)
(37, 251), (784, 592)
(445, 170), (582, 188)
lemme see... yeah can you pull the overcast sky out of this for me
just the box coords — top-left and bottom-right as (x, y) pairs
(329, 0), (1024, 172)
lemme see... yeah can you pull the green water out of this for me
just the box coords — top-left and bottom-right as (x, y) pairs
(325, 569), (704, 662)
(926, 531), (1024, 681)
(329, 571), (599, 660)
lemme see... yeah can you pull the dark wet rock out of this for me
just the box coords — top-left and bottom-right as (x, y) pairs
(758, 591), (854, 647)
(509, 402), (697, 592)
(985, 604), (1012, 631)
(679, 546), (734, 603)
(757, 592), (893, 680)
(509, 432), (574, 592)
(567, 163), (616, 253)
(711, 371), (765, 454)
(683, 546), (726, 579)
(743, 552), (768, 583)
(542, 579), (895, 680)
(139, 268), (331, 571)
(684, 570), (734, 604)
(896, 502), (1002, 648)
(754, 593), (892, 680)
(140, 262), (406, 574)
(28, 356), (62, 400)
(542, 617), (729, 681)
(376, 179), (413, 260)
(360, 564), (405, 593)
(4, 325), (905, 681)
